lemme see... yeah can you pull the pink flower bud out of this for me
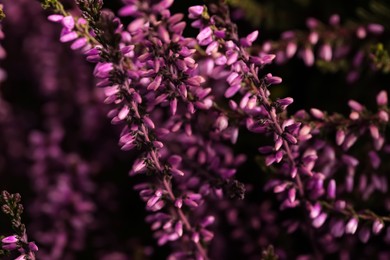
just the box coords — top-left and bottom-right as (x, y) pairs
(158, 25), (170, 43)
(118, 5), (138, 16)
(290, 166), (297, 178)
(197, 26), (212, 42)
(327, 179), (336, 199)
(229, 100), (238, 110)
(348, 100), (364, 112)
(2, 235), (18, 244)
(15, 255), (27, 260)
(356, 26), (367, 39)
(60, 31), (78, 43)
(265, 155), (276, 166)
(335, 200), (346, 210)
(62, 16), (75, 30)
(206, 41), (219, 55)
(378, 110), (389, 122)
(71, 38), (88, 50)
(246, 30), (259, 43)
(215, 115), (228, 131)
(174, 199), (183, 208)
(188, 6), (204, 17)
(225, 84), (241, 98)
(369, 125), (379, 140)
(29, 242), (38, 252)
(48, 14), (64, 22)
(306, 17), (319, 29)
(286, 42), (298, 58)
(310, 108), (325, 119)
(367, 23), (384, 34)
(345, 218), (358, 234)
(372, 220), (384, 234)
(147, 75), (163, 91)
(368, 151), (381, 169)
(118, 106), (130, 120)
(309, 32), (319, 44)
(329, 14), (340, 26)
(275, 137), (283, 151)
(170, 98), (177, 116)
(130, 160), (146, 177)
(288, 188), (296, 203)
(128, 18), (145, 32)
(312, 213), (327, 228)
(2, 243), (18, 250)
(275, 151), (284, 163)
(343, 133), (357, 150)
(265, 73), (283, 85)
(342, 154), (359, 167)
(319, 44), (332, 61)
(201, 216), (215, 227)
(349, 111), (359, 120)
(302, 48), (315, 66)
(284, 133), (297, 144)
(377, 90), (388, 106)
(359, 226), (370, 243)
(310, 203), (322, 219)
(277, 97), (294, 106)
(143, 117), (155, 129)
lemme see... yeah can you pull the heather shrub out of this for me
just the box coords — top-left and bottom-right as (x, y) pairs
(0, 0), (390, 259)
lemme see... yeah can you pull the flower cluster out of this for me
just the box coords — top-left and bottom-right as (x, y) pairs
(0, 0), (389, 259)
(41, 0), (390, 258)
(259, 14), (385, 82)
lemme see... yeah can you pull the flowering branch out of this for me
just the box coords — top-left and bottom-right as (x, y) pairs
(39, 0), (237, 258)
(189, 0), (390, 246)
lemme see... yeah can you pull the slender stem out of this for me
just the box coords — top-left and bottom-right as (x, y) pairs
(321, 201), (390, 222)
(256, 85), (305, 197)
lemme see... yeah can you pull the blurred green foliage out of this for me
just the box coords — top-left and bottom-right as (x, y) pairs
(370, 43), (390, 73)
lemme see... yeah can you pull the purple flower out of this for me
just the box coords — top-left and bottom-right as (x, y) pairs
(372, 220), (384, 234)
(345, 218), (358, 234)
(2, 235), (18, 244)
